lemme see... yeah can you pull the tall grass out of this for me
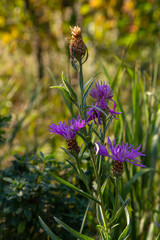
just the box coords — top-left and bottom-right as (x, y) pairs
(102, 46), (160, 239)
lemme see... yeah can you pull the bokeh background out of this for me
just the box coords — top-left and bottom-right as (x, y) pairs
(0, 0), (160, 239)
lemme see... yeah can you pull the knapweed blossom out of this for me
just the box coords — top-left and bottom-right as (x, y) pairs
(49, 117), (86, 155)
(49, 116), (85, 140)
(87, 81), (121, 124)
(96, 137), (146, 178)
(90, 81), (113, 102)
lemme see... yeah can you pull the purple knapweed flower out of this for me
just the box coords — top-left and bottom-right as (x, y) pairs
(96, 137), (146, 167)
(87, 98), (121, 125)
(87, 81), (121, 124)
(48, 116), (86, 140)
(90, 81), (113, 102)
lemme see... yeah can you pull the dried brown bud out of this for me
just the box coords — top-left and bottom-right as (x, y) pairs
(112, 161), (124, 179)
(67, 138), (80, 155)
(69, 26), (87, 61)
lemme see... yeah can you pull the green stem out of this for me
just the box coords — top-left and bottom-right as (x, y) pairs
(112, 179), (119, 217)
(77, 161), (91, 194)
(102, 119), (106, 144)
(79, 60), (84, 113)
(90, 149), (108, 230)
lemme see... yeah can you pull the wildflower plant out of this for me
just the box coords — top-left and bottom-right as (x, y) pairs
(40, 26), (146, 240)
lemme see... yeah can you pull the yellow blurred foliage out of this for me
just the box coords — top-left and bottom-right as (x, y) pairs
(0, 16), (5, 27)
(1, 27), (19, 45)
(90, 0), (105, 9)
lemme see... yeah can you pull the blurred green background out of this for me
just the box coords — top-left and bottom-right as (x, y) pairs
(0, 0), (160, 239)
(0, 0), (160, 163)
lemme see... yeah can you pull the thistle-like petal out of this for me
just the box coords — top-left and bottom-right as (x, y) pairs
(48, 117), (86, 140)
(96, 138), (146, 167)
(90, 81), (113, 101)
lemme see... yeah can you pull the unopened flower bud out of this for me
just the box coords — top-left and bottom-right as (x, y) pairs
(69, 26), (87, 61)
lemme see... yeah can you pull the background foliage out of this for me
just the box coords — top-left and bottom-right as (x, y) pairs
(0, 0), (160, 239)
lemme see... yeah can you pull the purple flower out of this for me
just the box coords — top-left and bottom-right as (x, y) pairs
(90, 81), (113, 102)
(48, 116), (86, 140)
(87, 99), (121, 125)
(96, 137), (146, 167)
(87, 81), (121, 124)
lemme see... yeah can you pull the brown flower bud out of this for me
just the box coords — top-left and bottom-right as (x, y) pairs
(69, 26), (87, 61)
(112, 161), (124, 178)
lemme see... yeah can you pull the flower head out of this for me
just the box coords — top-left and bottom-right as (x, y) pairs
(90, 81), (113, 102)
(87, 81), (121, 124)
(69, 26), (87, 61)
(87, 98), (121, 125)
(48, 116), (86, 140)
(96, 137), (146, 167)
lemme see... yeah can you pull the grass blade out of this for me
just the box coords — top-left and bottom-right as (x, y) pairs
(54, 217), (94, 240)
(50, 172), (100, 204)
(38, 216), (62, 240)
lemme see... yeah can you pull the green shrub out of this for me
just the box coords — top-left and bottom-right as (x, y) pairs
(0, 153), (88, 240)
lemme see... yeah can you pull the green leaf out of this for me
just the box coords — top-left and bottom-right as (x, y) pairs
(83, 72), (100, 90)
(81, 168), (90, 190)
(83, 80), (95, 105)
(54, 217), (94, 240)
(3, 177), (13, 183)
(96, 203), (104, 226)
(155, 233), (160, 240)
(50, 86), (71, 102)
(83, 105), (109, 119)
(50, 172), (100, 203)
(61, 71), (78, 102)
(39, 216), (62, 240)
(18, 221), (26, 234)
(118, 224), (130, 240)
(110, 199), (130, 225)
(60, 147), (76, 160)
(79, 202), (90, 234)
(47, 68), (73, 115)
(66, 159), (78, 174)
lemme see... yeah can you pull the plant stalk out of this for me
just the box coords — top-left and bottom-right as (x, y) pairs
(90, 149), (108, 231)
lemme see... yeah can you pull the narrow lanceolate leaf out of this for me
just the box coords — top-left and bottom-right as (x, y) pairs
(109, 199), (130, 225)
(155, 233), (160, 240)
(118, 225), (130, 240)
(65, 159), (78, 174)
(50, 86), (71, 102)
(61, 71), (78, 102)
(60, 147), (76, 160)
(118, 197), (131, 240)
(79, 202), (90, 234)
(83, 80), (95, 106)
(50, 172), (100, 204)
(96, 203), (104, 226)
(83, 72), (100, 90)
(83, 105), (109, 119)
(38, 216), (62, 240)
(54, 217), (94, 240)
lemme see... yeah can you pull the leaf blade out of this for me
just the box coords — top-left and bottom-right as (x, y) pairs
(54, 217), (94, 240)
(38, 216), (62, 240)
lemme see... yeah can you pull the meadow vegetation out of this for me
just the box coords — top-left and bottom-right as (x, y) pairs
(0, 1), (160, 239)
